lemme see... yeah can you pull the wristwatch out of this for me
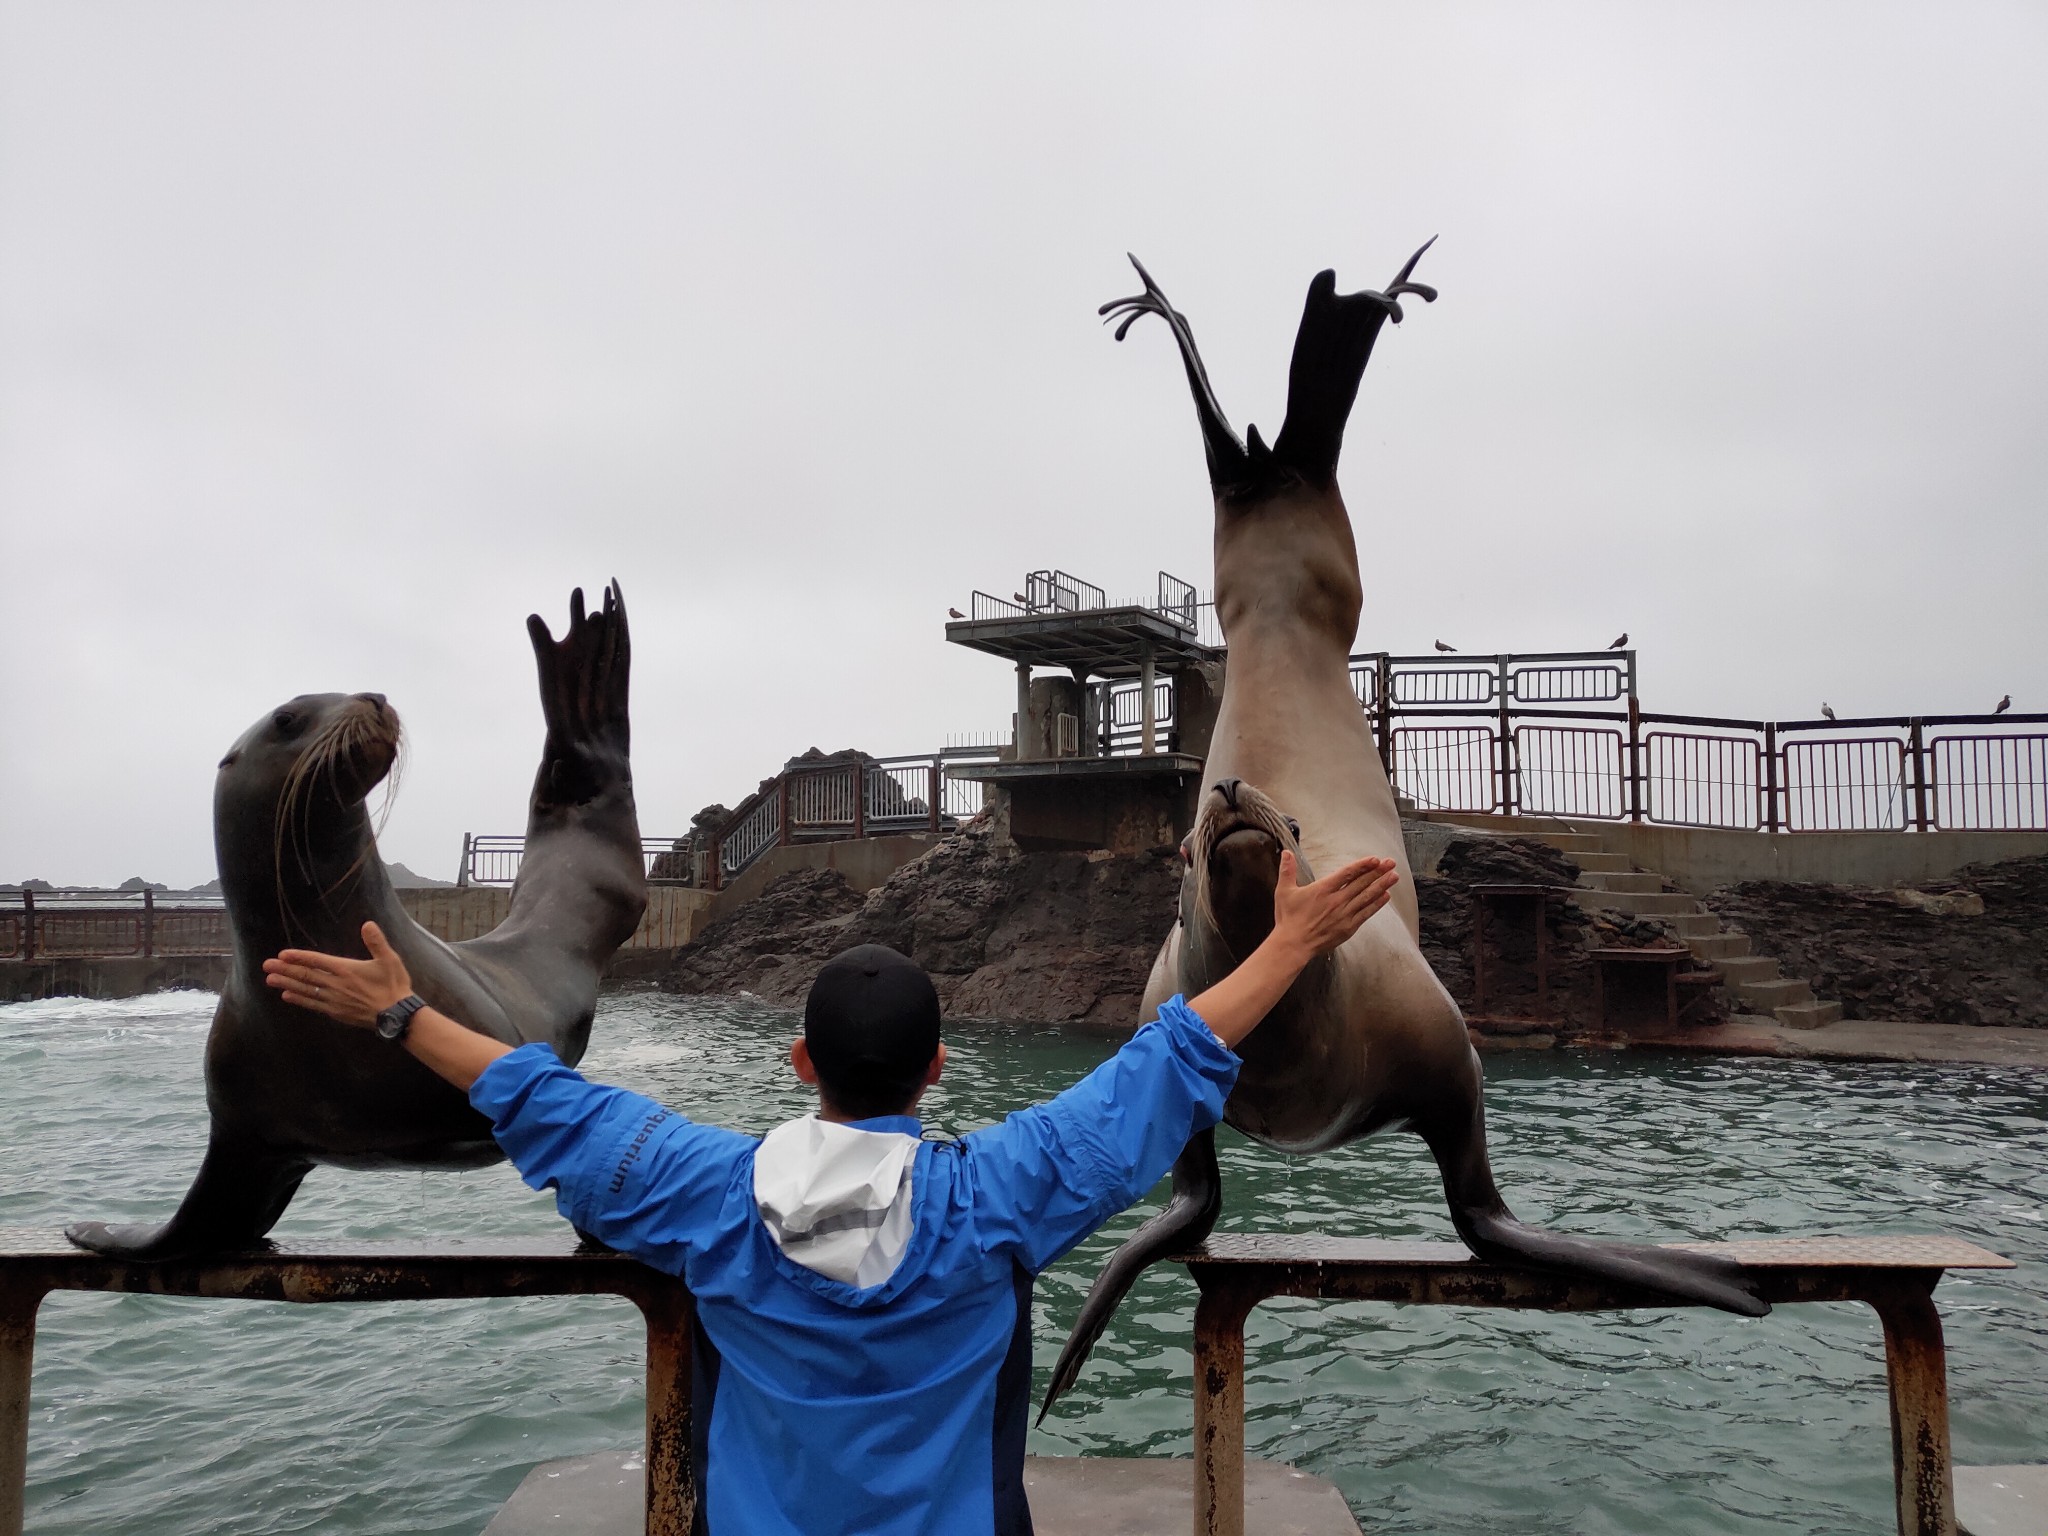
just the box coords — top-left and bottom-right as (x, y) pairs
(375, 994), (429, 1044)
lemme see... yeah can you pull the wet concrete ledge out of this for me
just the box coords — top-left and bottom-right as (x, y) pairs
(481, 1450), (1361, 1536)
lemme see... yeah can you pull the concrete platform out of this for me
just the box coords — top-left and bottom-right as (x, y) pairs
(482, 1450), (1361, 1535)
(1958, 1464), (2048, 1536)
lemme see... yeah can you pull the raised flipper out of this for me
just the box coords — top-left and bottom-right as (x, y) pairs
(1422, 1102), (1769, 1317)
(525, 580), (634, 821)
(1038, 1127), (1221, 1421)
(65, 1136), (313, 1261)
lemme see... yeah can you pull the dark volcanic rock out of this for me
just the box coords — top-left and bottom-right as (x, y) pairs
(662, 819), (1182, 1026)
(1704, 854), (2048, 1027)
(664, 867), (867, 1000)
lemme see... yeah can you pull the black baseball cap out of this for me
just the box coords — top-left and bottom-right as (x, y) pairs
(803, 945), (943, 1105)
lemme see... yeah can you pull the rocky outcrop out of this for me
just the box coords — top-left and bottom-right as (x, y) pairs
(661, 818), (1181, 1025)
(1704, 854), (2048, 1027)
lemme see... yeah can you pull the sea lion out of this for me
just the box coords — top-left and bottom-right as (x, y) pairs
(66, 583), (646, 1260)
(1040, 251), (1765, 1413)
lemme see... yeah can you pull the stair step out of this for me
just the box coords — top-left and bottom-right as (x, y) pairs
(1686, 932), (1751, 962)
(1713, 955), (1781, 986)
(1738, 976), (1814, 1009)
(1577, 871), (1664, 894)
(1667, 912), (1724, 939)
(1532, 834), (1607, 854)
(1775, 999), (1844, 1031)
(1573, 851), (1632, 873)
(1576, 890), (1698, 917)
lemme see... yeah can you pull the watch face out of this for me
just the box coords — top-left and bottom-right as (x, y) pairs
(376, 1009), (403, 1040)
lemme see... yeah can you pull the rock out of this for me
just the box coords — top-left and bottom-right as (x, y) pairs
(116, 877), (170, 893)
(663, 818), (1180, 1026)
(385, 862), (455, 889)
(1705, 853), (2048, 1027)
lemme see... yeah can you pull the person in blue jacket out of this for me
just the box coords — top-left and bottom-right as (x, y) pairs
(264, 848), (1398, 1536)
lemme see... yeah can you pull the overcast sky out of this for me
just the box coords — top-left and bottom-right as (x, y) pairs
(4, 3), (2045, 887)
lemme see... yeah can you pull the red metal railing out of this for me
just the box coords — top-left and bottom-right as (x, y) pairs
(1, 891), (231, 963)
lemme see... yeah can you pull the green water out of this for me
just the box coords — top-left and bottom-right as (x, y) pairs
(3, 989), (2044, 1534)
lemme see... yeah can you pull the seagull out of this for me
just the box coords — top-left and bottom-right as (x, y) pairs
(948, 607), (965, 619)
(1013, 592), (1029, 605)
(1434, 639), (1457, 653)
(1607, 632), (1628, 650)
(1995, 694), (2012, 715)
(1821, 703), (1837, 721)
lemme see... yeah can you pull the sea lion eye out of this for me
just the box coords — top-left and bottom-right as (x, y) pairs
(273, 710), (300, 733)
(1284, 817), (1301, 840)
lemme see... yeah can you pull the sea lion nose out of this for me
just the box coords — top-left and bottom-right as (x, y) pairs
(356, 692), (388, 714)
(1213, 778), (1243, 809)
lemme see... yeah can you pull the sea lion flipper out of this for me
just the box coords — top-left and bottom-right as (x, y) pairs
(525, 583), (633, 814)
(65, 1137), (313, 1263)
(1038, 1127), (1222, 1421)
(1425, 1111), (1770, 1318)
(1099, 257), (1250, 492)
(1269, 242), (1438, 486)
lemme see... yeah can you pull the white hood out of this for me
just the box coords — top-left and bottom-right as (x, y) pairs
(753, 1115), (919, 1290)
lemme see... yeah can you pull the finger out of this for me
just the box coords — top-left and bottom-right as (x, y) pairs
(1277, 849), (1298, 886)
(266, 962), (335, 991)
(362, 921), (392, 960)
(275, 984), (340, 1019)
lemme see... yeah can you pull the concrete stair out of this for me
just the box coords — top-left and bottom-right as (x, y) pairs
(1415, 812), (1844, 1031)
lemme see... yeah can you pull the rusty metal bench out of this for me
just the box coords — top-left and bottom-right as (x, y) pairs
(1180, 1234), (2012, 1536)
(0, 1229), (2015, 1536)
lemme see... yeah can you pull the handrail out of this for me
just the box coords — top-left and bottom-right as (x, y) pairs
(1, 1228), (2011, 1536)
(0, 1228), (693, 1536)
(1181, 1232), (2013, 1536)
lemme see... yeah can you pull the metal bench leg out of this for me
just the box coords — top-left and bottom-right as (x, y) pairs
(1192, 1278), (1260, 1536)
(635, 1285), (695, 1536)
(1868, 1280), (1956, 1536)
(1, 1282), (47, 1536)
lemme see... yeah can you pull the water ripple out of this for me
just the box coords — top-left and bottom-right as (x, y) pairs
(3, 992), (2043, 1534)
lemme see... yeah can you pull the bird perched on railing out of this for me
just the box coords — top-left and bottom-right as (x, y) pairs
(1821, 703), (1837, 721)
(1434, 639), (1457, 652)
(1995, 694), (2012, 715)
(1608, 632), (1628, 650)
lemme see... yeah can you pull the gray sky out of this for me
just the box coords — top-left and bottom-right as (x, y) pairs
(5, 3), (2045, 887)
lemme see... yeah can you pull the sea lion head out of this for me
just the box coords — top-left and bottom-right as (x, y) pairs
(1177, 777), (1314, 989)
(214, 692), (404, 918)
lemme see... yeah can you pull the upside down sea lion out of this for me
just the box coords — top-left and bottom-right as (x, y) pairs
(66, 583), (647, 1261)
(1041, 250), (1765, 1412)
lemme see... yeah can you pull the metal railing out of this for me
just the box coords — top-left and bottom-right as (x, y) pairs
(1, 892), (229, 962)
(963, 570), (1212, 639)
(460, 837), (696, 890)
(1352, 651), (2048, 832)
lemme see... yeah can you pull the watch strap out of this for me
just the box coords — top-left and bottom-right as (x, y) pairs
(376, 994), (429, 1043)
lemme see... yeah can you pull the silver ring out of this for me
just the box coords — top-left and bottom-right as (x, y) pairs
(315, 985), (323, 998)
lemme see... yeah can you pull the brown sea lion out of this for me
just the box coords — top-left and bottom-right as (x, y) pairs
(1041, 251), (1764, 1413)
(66, 583), (646, 1260)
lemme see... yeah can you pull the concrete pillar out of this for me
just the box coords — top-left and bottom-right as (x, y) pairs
(1140, 646), (1157, 756)
(1015, 663), (1032, 762)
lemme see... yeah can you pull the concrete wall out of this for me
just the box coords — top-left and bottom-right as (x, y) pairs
(1583, 823), (2048, 893)
(399, 886), (714, 949)
(0, 954), (228, 1004)
(707, 834), (940, 920)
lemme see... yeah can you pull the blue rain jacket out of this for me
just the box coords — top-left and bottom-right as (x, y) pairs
(469, 995), (1238, 1536)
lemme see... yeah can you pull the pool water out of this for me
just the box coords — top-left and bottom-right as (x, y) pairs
(3, 989), (2043, 1534)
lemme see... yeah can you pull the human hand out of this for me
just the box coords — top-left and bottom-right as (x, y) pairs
(263, 921), (415, 1028)
(1270, 851), (1400, 961)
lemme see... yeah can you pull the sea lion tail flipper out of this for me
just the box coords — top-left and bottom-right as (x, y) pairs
(1099, 258), (1250, 491)
(64, 1139), (313, 1262)
(526, 579), (633, 813)
(1269, 240), (1439, 486)
(1038, 1127), (1221, 1422)
(1423, 1114), (1769, 1318)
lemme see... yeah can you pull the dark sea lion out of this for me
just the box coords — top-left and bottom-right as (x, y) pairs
(1041, 251), (1765, 1413)
(66, 583), (646, 1260)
